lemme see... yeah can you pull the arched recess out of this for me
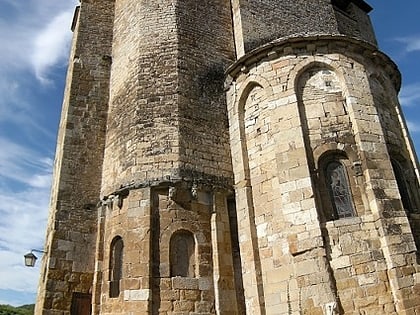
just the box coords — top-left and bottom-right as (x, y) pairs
(170, 230), (196, 278)
(369, 73), (420, 183)
(160, 220), (207, 277)
(235, 75), (275, 186)
(232, 77), (270, 313)
(109, 236), (123, 298)
(295, 61), (358, 221)
(237, 81), (265, 179)
(293, 61), (358, 313)
(231, 74), (274, 184)
(391, 158), (416, 213)
(290, 58), (350, 98)
(235, 74), (274, 115)
(389, 152), (420, 252)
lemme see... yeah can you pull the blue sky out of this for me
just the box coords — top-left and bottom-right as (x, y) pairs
(370, 0), (420, 135)
(0, 0), (78, 306)
(0, 0), (419, 307)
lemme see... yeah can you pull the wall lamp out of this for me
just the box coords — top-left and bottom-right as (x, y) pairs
(24, 249), (46, 267)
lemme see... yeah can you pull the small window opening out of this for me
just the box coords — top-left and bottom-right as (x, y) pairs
(170, 230), (196, 278)
(109, 236), (123, 298)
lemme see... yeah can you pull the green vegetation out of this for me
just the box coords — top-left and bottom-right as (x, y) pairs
(0, 304), (34, 315)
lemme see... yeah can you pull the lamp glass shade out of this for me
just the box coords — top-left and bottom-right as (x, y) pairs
(24, 252), (37, 267)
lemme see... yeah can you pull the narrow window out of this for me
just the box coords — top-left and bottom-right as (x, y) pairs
(109, 236), (123, 298)
(170, 230), (195, 278)
(325, 161), (355, 219)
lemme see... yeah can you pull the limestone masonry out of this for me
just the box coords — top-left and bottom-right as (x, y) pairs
(35, 0), (420, 314)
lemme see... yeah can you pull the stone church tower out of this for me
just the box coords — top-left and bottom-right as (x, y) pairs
(35, 0), (420, 314)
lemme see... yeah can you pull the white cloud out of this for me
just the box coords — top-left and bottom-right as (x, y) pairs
(0, 182), (50, 292)
(0, 79), (28, 115)
(0, 138), (51, 298)
(0, 0), (77, 83)
(0, 0), (78, 135)
(399, 83), (420, 107)
(0, 188), (49, 251)
(395, 35), (420, 53)
(407, 120), (420, 133)
(0, 137), (52, 189)
(32, 11), (75, 84)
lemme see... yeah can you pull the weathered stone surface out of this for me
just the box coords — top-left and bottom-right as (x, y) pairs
(37, 1), (420, 315)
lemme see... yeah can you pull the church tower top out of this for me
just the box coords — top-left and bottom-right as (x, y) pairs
(232, 0), (377, 57)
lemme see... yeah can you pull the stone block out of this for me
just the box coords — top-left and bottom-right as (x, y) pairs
(198, 277), (212, 291)
(161, 289), (180, 301)
(124, 289), (150, 301)
(173, 300), (195, 312)
(172, 277), (199, 290)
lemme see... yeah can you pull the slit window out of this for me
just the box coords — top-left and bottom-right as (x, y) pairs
(109, 236), (123, 298)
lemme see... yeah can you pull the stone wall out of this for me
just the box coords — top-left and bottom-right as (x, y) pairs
(93, 188), (152, 314)
(334, 2), (377, 45)
(369, 63), (420, 276)
(93, 183), (238, 315)
(231, 0), (376, 57)
(177, 0), (235, 184)
(232, 0), (338, 56)
(226, 36), (420, 314)
(101, 0), (180, 195)
(102, 0), (236, 195)
(97, 2), (239, 311)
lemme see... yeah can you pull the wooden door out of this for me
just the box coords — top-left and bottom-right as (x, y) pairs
(71, 292), (92, 315)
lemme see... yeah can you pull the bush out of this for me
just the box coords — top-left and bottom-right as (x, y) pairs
(0, 304), (34, 315)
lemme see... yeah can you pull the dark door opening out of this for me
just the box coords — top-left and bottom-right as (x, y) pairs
(71, 292), (92, 315)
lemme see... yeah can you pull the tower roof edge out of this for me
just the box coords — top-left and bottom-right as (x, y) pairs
(352, 0), (373, 12)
